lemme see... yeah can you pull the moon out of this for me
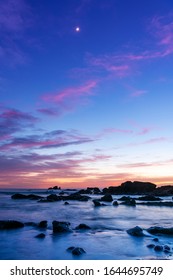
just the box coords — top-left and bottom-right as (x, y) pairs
(75, 26), (80, 32)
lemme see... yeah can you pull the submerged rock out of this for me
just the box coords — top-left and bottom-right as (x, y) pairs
(121, 198), (136, 206)
(127, 226), (145, 237)
(0, 220), (24, 230)
(38, 220), (47, 228)
(35, 233), (46, 239)
(52, 221), (72, 233)
(112, 200), (118, 206)
(93, 199), (106, 207)
(147, 226), (173, 235)
(137, 195), (162, 201)
(75, 224), (91, 230)
(100, 194), (113, 202)
(67, 247), (86, 256)
(11, 193), (42, 200)
(147, 244), (155, 248)
(154, 245), (163, 251)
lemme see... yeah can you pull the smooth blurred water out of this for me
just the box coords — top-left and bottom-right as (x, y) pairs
(0, 189), (173, 260)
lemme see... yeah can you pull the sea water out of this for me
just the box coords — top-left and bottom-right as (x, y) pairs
(0, 189), (173, 260)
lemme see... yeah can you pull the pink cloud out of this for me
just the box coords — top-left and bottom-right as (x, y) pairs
(40, 80), (98, 116)
(43, 80), (97, 103)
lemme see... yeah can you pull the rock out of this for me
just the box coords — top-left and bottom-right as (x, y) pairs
(147, 226), (173, 235)
(63, 193), (91, 201)
(103, 181), (156, 195)
(38, 220), (47, 228)
(11, 193), (27, 199)
(48, 186), (61, 190)
(154, 245), (163, 251)
(93, 200), (101, 206)
(118, 196), (132, 201)
(11, 193), (42, 200)
(138, 201), (173, 207)
(93, 200), (106, 206)
(52, 221), (72, 233)
(137, 195), (162, 201)
(147, 244), (155, 248)
(164, 245), (170, 251)
(121, 198), (136, 206)
(154, 185), (173, 196)
(0, 220), (24, 230)
(71, 247), (86, 256)
(67, 246), (75, 252)
(127, 226), (145, 237)
(64, 202), (69, 205)
(100, 194), (113, 202)
(153, 238), (159, 242)
(75, 224), (91, 230)
(35, 233), (46, 238)
(47, 194), (62, 202)
(112, 200), (118, 206)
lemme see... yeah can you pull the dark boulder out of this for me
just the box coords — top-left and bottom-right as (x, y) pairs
(154, 185), (173, 196)
(154, 245), (163, 251)
(100, 194), (113, 202)
(52, 221), (72, 233)
(147, 244), (155, 248)
(0, 220), (24, 230)
(64, 201), (69, 205)
(103, 181), (156, 195)
(118, 196), (132, 201)
(112, 200), (118, 206)
(127, 226), (145, 237)
(47, 194), (62, 202)
(137, 195), (162, 201)
(147, 226), (173, 235)
(35, 233), (46, 238)
(153, 238), (159, 242)
(75, 224), (91, 230)
(11, 193), (42, 200)
(38, 220), (47, 228)
(93, 199), (106, 207)
(11, 193), (27, 199)
(67, 247), (86, 256)
(121, 198), (136, 206)
(63, 193), (91, 201)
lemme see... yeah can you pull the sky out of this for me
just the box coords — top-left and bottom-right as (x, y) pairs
(0, 0), (173, 189)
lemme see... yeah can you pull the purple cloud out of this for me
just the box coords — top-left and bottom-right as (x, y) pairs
(0, 108), (38, 139)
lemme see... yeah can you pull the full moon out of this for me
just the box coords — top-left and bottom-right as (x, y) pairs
(75, 26), (80, 32)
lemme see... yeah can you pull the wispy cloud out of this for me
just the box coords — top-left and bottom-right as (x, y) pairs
(0, 107), (38, 139)
(39, 80), (98, 116)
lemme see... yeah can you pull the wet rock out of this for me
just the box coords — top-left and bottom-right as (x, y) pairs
(147, 226), (173, 235)
(137, 195), (162, 201)
(100, 194), (113, 202)
(11, 193), (27, 199)
(11, 193), (42, 200)
(121, 198), (136, 206)
(48, 186), (61, 190)
(154, 185), (173, 196)
(35, 233), (46, 238)
(127, 226), (145, 237)
(118, 196), (132, 201)
(0, 220), (24, 230)
(112, 200), (118, 206)
(52, 221), (72, 233)
(93, 200), (106, 207)
(147, 244), (155, 248)
(138, 201), (173, 207)
(153, 238), (159, 242)
(63, 193), (91, 201)
(64, 201), (69, 205)
(38, 220), (47, 228)
(47, 194), (62, 202)
(67, 247), (86, 256)
(24, 222), (37, 227)
(75, 224), (91, 230)
(154, 245), (163, 251)
(164, 245), (170, 251)
(103, 181), (156, 195)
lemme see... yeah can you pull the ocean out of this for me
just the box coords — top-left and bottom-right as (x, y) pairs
(0, 188), (173, 260)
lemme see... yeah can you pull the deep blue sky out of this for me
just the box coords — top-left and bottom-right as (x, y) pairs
(0, 0), (173, 188)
